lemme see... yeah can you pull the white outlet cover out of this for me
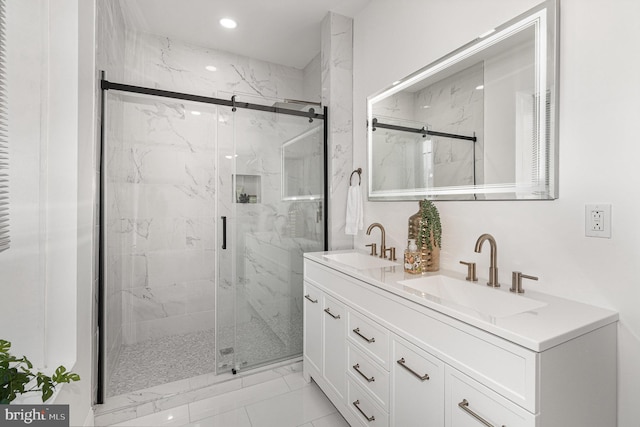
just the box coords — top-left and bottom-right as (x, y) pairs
(585, 204), (611, 238)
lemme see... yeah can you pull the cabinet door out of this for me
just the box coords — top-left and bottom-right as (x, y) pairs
(303, 282), (322, 374)
(323, 294), (347, 400)
(445, 366), (535, 427)
(391, 336), (445, 427)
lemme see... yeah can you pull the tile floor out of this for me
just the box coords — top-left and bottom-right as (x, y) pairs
(99, 363), (349, 427)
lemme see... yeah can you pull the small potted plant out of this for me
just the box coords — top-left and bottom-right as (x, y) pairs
(412, 200), (441, 271)
(0, 339), (80, 404)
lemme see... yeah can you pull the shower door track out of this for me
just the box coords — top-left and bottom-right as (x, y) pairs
(97, 75), (329, 404)
(101, 79), (326, 121)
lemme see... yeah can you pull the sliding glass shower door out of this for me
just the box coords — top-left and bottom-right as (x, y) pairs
(215, 93), (325, 374)
(100, 82), (326, 399)
(101, 90), (218, 398)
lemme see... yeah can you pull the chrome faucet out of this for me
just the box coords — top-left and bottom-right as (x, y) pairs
(474, 233), (499, 287)
(366, 223), (387, 259)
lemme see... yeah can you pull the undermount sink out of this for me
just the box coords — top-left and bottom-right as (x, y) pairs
(398, 274), (547, 318)
(323, 251), (400, 270)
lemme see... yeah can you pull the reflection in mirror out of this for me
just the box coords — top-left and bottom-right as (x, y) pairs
(367, 0), (558, 201)
(282, 125), (323, 200)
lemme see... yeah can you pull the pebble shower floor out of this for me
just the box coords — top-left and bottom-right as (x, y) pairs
(107, 311), (290, 397)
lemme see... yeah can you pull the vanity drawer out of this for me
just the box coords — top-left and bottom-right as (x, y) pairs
(348, 378), (389, 427)
(348, 308), (390, 369)
(445, 366), (535, 427)
(348, 343), (390, 410)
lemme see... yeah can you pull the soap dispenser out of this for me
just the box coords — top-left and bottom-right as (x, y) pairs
(404, 239), (422, 274)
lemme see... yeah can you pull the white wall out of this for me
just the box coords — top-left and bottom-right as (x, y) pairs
(1, 0), (47, 367)
(353, 0), (640, 424)
(1, 0), (95, 424)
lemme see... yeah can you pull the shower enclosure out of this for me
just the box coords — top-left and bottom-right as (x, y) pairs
(98, 79), (327, 401)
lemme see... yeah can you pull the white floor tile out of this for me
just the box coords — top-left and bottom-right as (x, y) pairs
(110, 405), (190, 426)
(188, 377), (290, 422)
(184, 407), (252, 427)
(283, 371), (308, 391)
(245, 382), (337, 427)
(311, 412), (350, 427)
(241, 368), (282, 388)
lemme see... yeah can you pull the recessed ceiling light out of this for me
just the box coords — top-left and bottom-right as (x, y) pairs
(220, 18), (237, 29)
(191, 111), (201, 116)
(476, 85), (484, 90)
(205, 65), (217, 72)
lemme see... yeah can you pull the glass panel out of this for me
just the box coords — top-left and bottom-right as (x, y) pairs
(103, 91), (217, 396)
(216, 92), (325, 374)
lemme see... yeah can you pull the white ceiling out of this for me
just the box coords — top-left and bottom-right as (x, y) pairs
(118, 0), (371, 70)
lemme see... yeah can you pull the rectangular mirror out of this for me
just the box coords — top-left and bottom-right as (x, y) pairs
(367, 0), (558, 201)
(282, 125), (323, 201)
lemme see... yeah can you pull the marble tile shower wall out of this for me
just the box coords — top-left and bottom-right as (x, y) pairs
(113, 101), (217, 345)
(110, 30), (321, 346)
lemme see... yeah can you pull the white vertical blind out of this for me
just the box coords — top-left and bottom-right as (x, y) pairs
(0, 0), (9, 252)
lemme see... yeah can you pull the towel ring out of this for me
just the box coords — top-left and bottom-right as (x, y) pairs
(350, 168), (362, 186)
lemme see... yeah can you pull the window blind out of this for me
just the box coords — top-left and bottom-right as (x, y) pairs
(0, 0), (9, 253)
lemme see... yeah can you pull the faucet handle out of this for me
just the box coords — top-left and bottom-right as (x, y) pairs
(459, 261), (478, 282)
(365, 243), (377, 256)
(384, 247), (397, 261)
(510, 271), (538, 294)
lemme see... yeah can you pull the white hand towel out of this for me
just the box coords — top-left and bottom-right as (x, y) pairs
(345, 184), (363, 235)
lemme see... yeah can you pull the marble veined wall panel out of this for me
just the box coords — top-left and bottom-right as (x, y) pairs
(116, 30), (315, 346)
(124, 32), (304, 102)
(321, 13), (353, 249)
(114, 99), (217, 345)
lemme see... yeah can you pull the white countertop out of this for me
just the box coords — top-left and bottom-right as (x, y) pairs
(304, 250), (618, 352)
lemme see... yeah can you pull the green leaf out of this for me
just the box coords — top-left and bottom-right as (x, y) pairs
(42, 384), (54, 402)
(0, 340), (81, 403)
(0, 340), (10, 355)
(52, 366), (68, 382)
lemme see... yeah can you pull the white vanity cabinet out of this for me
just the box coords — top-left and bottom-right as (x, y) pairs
(391, 335), (445, 427)
(323, 293), (347, 400)
(445, 366), (533, 427)
(303, 282), (347, 401)
(303, 254), (617, 427)
(303, 283), (322, 374)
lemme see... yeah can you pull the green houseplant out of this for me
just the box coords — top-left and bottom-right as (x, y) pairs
(415, 200), (442, 271)
(0, 339), (80, 404)
(415, 200), (442, 251)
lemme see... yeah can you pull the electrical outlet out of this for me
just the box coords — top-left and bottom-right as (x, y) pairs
(585, 204), (611, 238)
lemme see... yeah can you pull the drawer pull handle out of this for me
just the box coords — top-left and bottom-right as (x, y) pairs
(396, 358), (429, 381)
(352, 400), (375, 422)
(458, 399), (503, 427)
(304, 294), (318, 303)
(353, 327), (376, 343)
(353, 363), (375, 382)
(324, 308), (340, 319)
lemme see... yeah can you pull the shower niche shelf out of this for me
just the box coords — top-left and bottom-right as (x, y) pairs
(234, 174), (261, 204)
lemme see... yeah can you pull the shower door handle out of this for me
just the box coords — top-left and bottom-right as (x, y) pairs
(221, 216), (227, 249)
